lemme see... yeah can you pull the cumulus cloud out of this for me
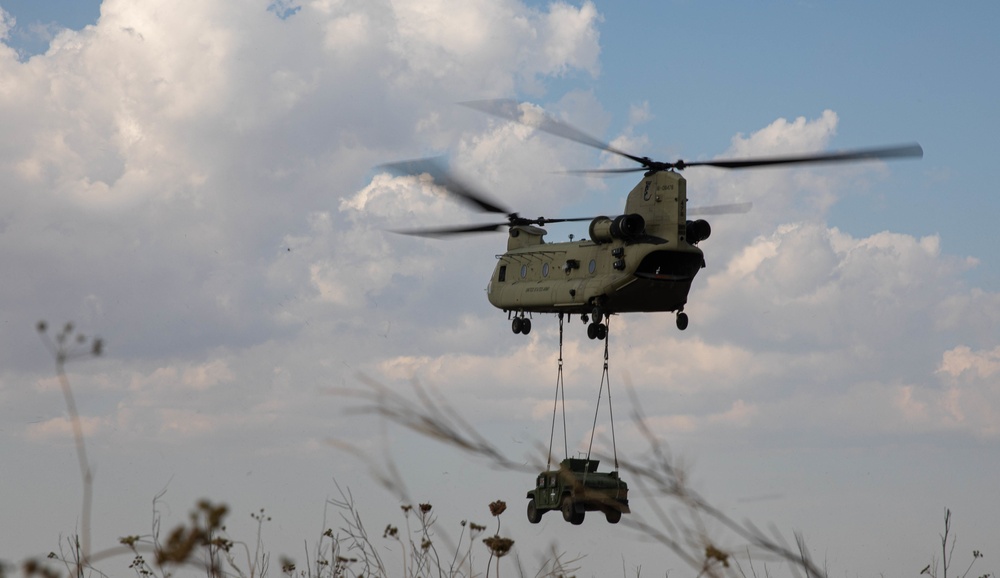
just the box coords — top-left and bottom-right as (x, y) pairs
(0, 0), (604, 371)
(939, 345), (1000, 381)
(0, 7), (12, 40)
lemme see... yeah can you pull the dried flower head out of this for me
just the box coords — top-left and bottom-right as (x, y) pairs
(489, 500), (507, 517)
(419, 503), (432, 514)
(483, 535), (514, 558)
(705, 544), (729, 568)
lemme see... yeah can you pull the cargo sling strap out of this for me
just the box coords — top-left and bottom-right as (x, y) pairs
(546, 313), (619, 471)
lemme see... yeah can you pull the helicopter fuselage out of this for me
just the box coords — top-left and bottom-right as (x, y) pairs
(487, 170), (707, 329)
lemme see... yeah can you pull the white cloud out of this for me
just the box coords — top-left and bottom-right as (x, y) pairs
(930, 345), (1000, 436)
(627, 100), (651, 126)
(729, 110), (839, 156)
(25, 414), (106, 442)
(0, 0), (604, 371)
(538, 1), (601, 78)
(938, 345), (1000, 381)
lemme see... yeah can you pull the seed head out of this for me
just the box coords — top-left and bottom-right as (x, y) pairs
(489, 500), (507, 517)
(483, 535), (514, 558)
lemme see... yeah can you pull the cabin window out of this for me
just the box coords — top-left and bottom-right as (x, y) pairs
(498, 265), (506, 282)
(542, 263), (550, 277)
(588, 259), (597, 274)
(520, 264), (527, 278)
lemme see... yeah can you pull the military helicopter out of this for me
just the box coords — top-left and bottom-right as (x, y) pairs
(385, 100), (922, 339)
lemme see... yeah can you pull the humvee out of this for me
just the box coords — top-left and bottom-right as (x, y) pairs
(526, 458), (630, 524)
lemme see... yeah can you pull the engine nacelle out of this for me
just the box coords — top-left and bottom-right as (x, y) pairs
(589, 214), (646, 243)
(685, 219), (711, 244)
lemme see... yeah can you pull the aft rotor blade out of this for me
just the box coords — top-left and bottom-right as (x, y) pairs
(393, 223), (508, 238)
(688, 202), (753, 216)
(461, 99), (650, 166)
(683, 143), (923, 170)
(378, 157), (511, 215)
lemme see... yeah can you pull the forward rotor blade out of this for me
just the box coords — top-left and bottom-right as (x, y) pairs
(688, 202), (753, 216)
(378, 157), (511, 215)
(392, 223), (508, 238)
(563, 167), (648, 175)
(683, 143), (923, 170)
(461, 99), (649, 166)
(529, 216), (595, 225)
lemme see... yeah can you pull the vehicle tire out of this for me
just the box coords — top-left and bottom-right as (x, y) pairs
(571, 509), (585, 525)
(521, 318), (531, 335)
(561, 496), (575, 523)
(512, 317), (523, 334)
(676, 312), (689, 331)
(587, 323), (597, 340)
(596, 323), (607, 340)
(527, 499), (542, 524)
(605, 508), (622, 524)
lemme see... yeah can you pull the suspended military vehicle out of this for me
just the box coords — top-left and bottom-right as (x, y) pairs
(526, 457), (629, 525)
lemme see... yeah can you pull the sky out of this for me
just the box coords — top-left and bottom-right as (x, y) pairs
(1, 0), (998, 576)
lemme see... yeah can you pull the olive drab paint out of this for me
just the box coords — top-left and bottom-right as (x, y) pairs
(487, 169), (704, 321)
(525, 458), (630, 525)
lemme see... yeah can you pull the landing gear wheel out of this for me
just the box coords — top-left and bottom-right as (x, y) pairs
(587, 323), (598, 340)
(596, 323), (607, 340)
(512, 317), (523, 334)
(676, 312), (689, 331)
(527, 499), (542, 524)
(605, 508), (622, 524)
(521, 318), (531, 335)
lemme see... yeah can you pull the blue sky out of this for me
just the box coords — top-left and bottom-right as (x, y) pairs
(0, 0), (100, 56)
(1, 1), (998, 576)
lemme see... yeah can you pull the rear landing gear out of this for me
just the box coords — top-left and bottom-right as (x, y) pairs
(676, 311), (689, 331)
(587, 303), (608, 340)
(512, 315), (532, 335)
(587, 322), (607, 340)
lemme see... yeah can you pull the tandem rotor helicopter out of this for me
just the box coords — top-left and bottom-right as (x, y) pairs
(383, 100), (922, 340)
